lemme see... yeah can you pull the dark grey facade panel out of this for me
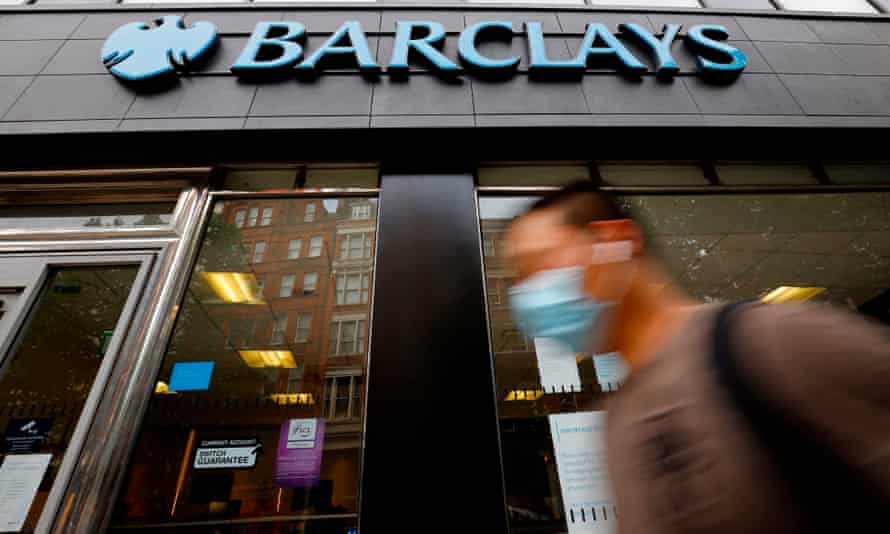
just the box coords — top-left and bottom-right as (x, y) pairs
(71, 11), (184, 39)
(183, 10), (285, 35)
(757, 41), (890, 75)
(736, 16), (821, 41)
(805, 19), (885, 44)
(781, 74), (890, 115)
(465, 10), (562, 33)
(371, 75), (474, 115)
(2, 9), (890, 134)
(370, 114), (476, 127)
(4, 74), (133, 121)
(0, 119), (117, 134)
(380, 9), (465, 33)
(243, 115), (371, 129)
(558, 12), (653, 33)
(0, 40), (63, 75)
(250, 75), (374, 116)
(126, 77), (256, 119)
(755, 41), (858, 74)
(646, 13), (748, 37)
(277, 10), (382, 33)
(0, 76), (33, 118)
(0, 13), (85, 40)
(471, 75), (589, 114)
(683, 74), (804, 114)
(118, 117), (247, 131)
(41, 39), (106, 75)
(582, 75), (700, 114)
(831, 44), (890, 74)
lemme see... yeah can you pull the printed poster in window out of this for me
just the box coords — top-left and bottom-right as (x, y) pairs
(549, 411), (617, 534)
(274, 418), (325, 488)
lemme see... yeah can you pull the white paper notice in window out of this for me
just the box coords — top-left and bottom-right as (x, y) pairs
(534, 337), (582, 393)
(549, 411), (617, 534)
(593, 353), (628, 392)
(0, 453), (52, 532)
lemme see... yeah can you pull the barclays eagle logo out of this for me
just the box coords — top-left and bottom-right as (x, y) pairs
(101, 15), (218, 81)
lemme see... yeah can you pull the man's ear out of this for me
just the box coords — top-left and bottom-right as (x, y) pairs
(588, 219), (644, 255)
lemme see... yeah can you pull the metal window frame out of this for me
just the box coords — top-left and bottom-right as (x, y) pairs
(5, 252), (154, 534)
(3, 183), (378, 532)
(0, 167), (212, 534)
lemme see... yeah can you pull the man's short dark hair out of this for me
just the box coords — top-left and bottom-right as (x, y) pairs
(527, 180), (628, 227)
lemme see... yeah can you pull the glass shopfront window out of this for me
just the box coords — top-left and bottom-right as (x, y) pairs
(111, 195), (378, 533)
(480, 190), (890, 533)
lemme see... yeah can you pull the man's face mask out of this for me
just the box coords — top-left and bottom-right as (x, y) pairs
(508, 240), (633, 354)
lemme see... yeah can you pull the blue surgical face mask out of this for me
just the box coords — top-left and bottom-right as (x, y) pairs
(508, 266), (613, 354)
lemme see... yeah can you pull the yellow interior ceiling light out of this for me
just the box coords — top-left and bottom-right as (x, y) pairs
(202, 272), (264, 304)
(761, 286), (826, 304)
(504, 389), (544, 401)
(155, 381), (177, 394)
(238, 350), (298, 369)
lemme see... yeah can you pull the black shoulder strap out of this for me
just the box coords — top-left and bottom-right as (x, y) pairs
(712, 302), (890, 532)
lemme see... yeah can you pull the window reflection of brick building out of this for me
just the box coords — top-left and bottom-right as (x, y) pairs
(218, 197), (376, 422)
(118, 197), (376, 526)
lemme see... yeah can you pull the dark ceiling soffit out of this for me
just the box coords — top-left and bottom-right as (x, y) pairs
(0, 126), (887, 172)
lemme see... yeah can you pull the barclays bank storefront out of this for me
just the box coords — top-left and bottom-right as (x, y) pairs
(1, 0), (890, 533)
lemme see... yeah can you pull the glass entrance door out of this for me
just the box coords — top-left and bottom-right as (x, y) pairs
(0, 254), (151, 533)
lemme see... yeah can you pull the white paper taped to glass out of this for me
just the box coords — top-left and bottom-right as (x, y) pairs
(593, 353), (628, 392)
(549, 411), (617, 534)
(534, 337), (581, 393)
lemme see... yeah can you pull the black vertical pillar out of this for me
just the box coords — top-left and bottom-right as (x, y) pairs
(360, 174), (509, 533)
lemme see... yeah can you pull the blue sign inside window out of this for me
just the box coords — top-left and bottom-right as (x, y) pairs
(169, 361), (215, 392)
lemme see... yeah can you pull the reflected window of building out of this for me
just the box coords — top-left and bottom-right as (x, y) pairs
(336, 272), (370, 305)
(483, 237), (496, 257)
(252, 241), (265, 263)
(261, 207), (273, 226)
(303, 272), (318, 295)
(329, 318), (367, 356)
(479, 189), (890, 534)
(271, 315), (288, 346)
(487, 277), (502, 306)
(321, 374), (363, 421)
(280, 274), (295, 298)
(309, 237), (323, 258)
(247, 207), (259, 227)
(351, 205), (371, 220)
(256, 278), (265, 299)
(112, 195), (377, 532)
(288, 239), (302, 260)
(339, 233), (372, 260)
(305, 203), (316, 222)
(295, 313), (312, 343)
(234, 209), (247, 228)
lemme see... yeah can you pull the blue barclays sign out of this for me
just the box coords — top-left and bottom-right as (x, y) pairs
(101, 16), (746, 84)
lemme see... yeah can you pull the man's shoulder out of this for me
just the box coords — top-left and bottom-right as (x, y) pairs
(734, 301), (890, 404)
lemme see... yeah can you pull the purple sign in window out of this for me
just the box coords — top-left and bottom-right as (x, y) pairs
(274, 418), (325, 488)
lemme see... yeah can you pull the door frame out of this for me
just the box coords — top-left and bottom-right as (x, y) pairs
(0, 252), (155, 533)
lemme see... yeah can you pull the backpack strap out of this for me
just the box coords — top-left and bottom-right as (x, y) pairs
(712, 302), (890, 532)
